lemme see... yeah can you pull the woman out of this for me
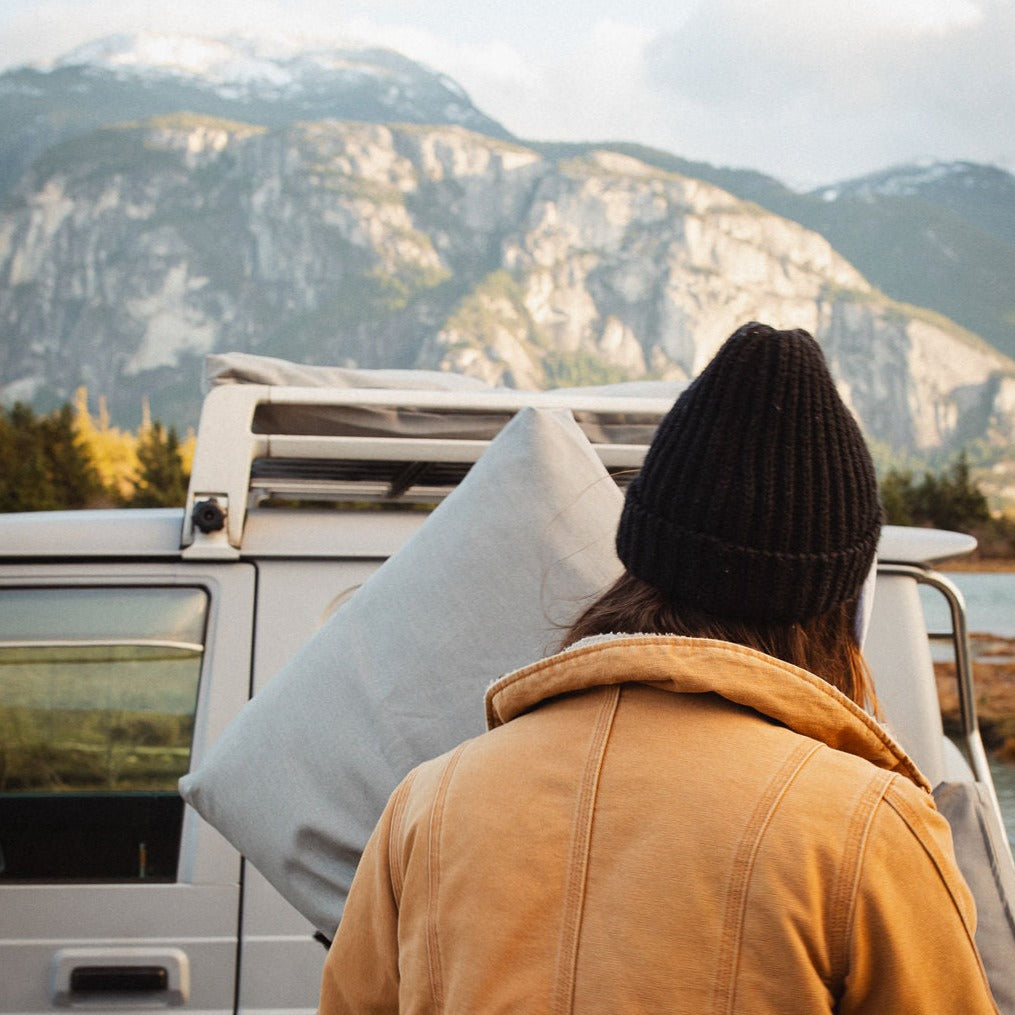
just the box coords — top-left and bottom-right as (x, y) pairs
(318, 323), (998, 1013)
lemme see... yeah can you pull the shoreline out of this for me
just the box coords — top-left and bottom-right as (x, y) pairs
(940, 559), (1015, 573)
(936, 632), (1015, 762)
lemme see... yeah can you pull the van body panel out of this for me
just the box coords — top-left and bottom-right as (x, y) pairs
(0, 563), (255, 1014)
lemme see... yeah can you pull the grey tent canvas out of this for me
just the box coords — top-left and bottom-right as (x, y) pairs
(180, 407), (624, 937)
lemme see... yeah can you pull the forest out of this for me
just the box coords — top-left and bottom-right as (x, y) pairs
(1, 392), (1013, 560)
(0, 390), (192, 511)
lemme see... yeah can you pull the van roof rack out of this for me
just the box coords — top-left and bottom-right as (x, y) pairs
(181, 374), (678, 557)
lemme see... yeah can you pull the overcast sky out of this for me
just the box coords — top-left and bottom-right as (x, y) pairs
(1, 0), (1012, 189)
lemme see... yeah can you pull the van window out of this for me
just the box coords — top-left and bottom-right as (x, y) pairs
(0, 586), (207, 882)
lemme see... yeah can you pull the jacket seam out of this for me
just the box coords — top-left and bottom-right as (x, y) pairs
(828, 767), (895, 991)
(882, 784), (986, 955)
(711, 738), (822, 1015)
(551, 684), (622, 1015)
(425, 742), (469, 1012)
(387, 768), (419, 907)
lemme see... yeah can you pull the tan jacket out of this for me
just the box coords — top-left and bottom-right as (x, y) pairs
(319, 636), (998, 1013)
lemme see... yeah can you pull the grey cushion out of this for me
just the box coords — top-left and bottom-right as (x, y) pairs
(933, 780), (1015, 1014)
(179, 406), (624, 937)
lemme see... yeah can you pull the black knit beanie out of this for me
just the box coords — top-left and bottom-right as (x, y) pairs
(616, 322), (882, 623)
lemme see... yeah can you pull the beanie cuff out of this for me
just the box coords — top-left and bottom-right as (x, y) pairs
(617, 497), (879, 623)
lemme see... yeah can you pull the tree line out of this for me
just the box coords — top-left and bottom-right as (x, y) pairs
(2, 395), (1015, 558)
(0, 390), (192, 511)
(879, 451), (1015, 559)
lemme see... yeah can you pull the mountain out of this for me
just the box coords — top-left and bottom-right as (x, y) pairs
(1, 33), (1014, 470)
(814, 161), (1015, 245)
(539, 144), (1015, 363)
(0, 32), (511, 205)
(1, 113), (1013, 463)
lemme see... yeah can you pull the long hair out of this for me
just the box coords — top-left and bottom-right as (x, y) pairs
(562, 571), (880, 715)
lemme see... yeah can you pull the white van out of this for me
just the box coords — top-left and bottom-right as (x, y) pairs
(1, 357), (1011, 1013)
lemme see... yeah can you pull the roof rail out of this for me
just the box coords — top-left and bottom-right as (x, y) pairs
(181, 382), (675, 558)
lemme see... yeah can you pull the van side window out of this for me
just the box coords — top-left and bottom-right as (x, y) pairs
(0, 586), (207, 882)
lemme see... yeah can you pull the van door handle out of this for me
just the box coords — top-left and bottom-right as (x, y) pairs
(51, 947), (190, 1007)
(70, 964), (168, 993)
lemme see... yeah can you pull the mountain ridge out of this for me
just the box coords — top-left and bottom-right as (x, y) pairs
(0, 33), (512, 206)
(1, 33), (1014, 487)
(2, 113), (1012, 465)
(52, 32), (482, 114)
(527, 141), (1015, 361)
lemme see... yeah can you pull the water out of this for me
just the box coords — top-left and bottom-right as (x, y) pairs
(921, 570), (1015, 638)
(991, 757), (1015, 851)
(921, 571), (1015, 850)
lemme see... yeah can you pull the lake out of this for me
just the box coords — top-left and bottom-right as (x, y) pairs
(923, 570), (1015, 638)
(992, 758), (1015, 850)
(922, 570), (1015, 850)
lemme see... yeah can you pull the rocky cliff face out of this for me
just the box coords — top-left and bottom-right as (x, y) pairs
(0, 115), (1012, 455)
(0, 35), (512, 205)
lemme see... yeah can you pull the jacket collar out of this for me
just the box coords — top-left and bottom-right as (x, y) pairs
(485, 634), (929, 791)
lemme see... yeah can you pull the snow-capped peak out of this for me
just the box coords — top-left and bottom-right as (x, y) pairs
(815, 160), (999, 202)
(52, 31), (390, 95)
(20, 31), (511, 140)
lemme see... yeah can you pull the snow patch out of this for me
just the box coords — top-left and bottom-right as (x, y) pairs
(40, 30), (494, 129)
(53, 32), (395, 100)
(815, 161), (984, 202)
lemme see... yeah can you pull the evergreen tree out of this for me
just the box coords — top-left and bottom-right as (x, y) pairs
(879, 450), (991, 532)
(0, 404), (58, 512)
(0, 402), (105, 512)
(938, 450), (990, 531)
(879, 469), (915, 526)
(127, 422), (189, 508)
(40, 404), (103, 508)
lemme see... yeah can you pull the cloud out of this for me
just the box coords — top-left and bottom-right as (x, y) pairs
(642, 0), (1015, 184)
(472, 20), (665, 143)
(361, 0), (1015, 184)
(0, 0), (1011, 186)
(0, 0), (360, 68)
(340, 14), (672, 146)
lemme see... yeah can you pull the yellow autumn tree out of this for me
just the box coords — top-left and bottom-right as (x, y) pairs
(72, 388), (140, 503)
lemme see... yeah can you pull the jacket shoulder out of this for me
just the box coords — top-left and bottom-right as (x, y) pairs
(878, 775), (978, 921)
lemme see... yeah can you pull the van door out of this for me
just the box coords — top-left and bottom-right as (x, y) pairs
(0, 563), (254, 1014)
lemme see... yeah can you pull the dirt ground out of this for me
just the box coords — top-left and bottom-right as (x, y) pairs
(934, 634), (1015, 761)
(941, 559), (1015, 573)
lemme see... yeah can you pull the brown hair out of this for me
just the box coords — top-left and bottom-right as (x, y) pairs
(562, 571), (879, 714)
